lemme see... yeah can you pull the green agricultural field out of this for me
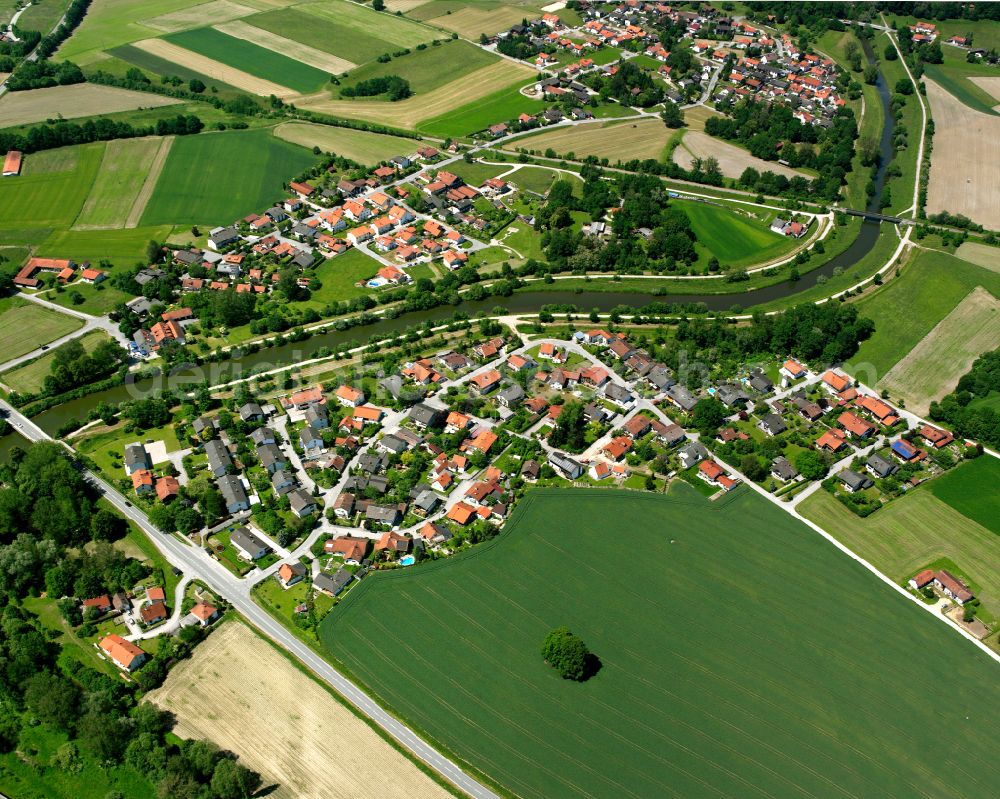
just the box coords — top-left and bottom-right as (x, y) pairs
(800, 486), (1000, 622)
(848, 250), (1000, 381)
(74, 137), (165, 228)
(323, 487), (1000, 799)
(445, 160), (511, 186)
(272, 122), (415, 165)
(0, 142), (103, 236)
(338, 39), (496, 94)
(0, 296), (83, 361)
(1, 330), (111, 394)
(417, 80), (539, 137)
(924, 49), (1000, 117)
(164, 27), (330, 93)
(41, 226), (173, 268)
(106, 43), (247, 97)
(140, 128), (318, 226)
(682, 201), (796, 268)
(928, 456), (1000, 537)
(299, 0), (437, 50)
(245, 7), (396, 66)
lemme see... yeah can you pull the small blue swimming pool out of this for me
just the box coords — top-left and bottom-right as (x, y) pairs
(399, 555), (416, 566)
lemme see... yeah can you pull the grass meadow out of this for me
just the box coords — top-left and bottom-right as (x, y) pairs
(55, 0), (211, 63)
(417, 80), (539, 137)
(1, 330), (112, 394)
(140, 128), (318, 226)
(800, 484), (1000, 622)
(848, 249), (1000, 381)
(0, 143), (103, 236)
(322, 486), (1000, 799)
(164, 27), (330, 93)
(928, 456), (1000, 537)
(682, 200), (795, 269)
(0, 297), (83, 360)
(305, 249), (379, 307)
(298, 0), (437, 50)
(272, 122), (415, 165)
(338, 39), (496, 94)
(75, 137), (167, 228)
(246, 7), (396, 66)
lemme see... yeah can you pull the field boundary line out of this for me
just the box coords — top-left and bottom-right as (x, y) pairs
(127, 136), (174, 229)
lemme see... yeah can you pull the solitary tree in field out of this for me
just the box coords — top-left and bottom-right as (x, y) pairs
(541, 627), (592, 681)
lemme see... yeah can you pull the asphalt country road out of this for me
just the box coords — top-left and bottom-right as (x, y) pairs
(0, 397), (501, 799)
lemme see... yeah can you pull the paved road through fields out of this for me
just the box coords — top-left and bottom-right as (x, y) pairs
(0, 397), (501, 799)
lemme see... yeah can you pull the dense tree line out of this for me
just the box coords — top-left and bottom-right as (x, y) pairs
(340, 75), (411, 100)
(0, 443), (260, 795)
(34, 0), (92, 59)
(41, 337), (126, 396)
(0, 29), (41, 60)
(882, 1), (1000, 23)
(929, 348), (1000, 449)
(6, 58), (84, 90)
(0, 114), (204, 156)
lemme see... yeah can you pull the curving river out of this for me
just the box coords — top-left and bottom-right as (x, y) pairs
(1, 44), (894, 442)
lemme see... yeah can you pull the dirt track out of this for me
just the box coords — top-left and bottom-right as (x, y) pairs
(147, 621), (451, 799)
(925, 78), (1000, 229)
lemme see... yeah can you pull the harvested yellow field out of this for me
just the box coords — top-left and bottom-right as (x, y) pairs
(0, 83), (180, 127)
(147, 622), (451, 799)
(880, 286), (1000, 414)
(141, 0), (257, 32)
(273, 121), (416, 164)
(214, 19), (357, 74)
(127, 136), (173, 227)
(673, 130), (810, 179)
(969, 75), (1000, 108)
(133, 37), (299, 98)
(955, 241), (1000, 273)
(428, 6), (535, 39)
(925, 78), (1000, 229)
(522, 118), (672, 162)
(300, 60), (532, 128)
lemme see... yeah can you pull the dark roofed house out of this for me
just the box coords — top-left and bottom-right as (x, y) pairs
(218, 474), (250, 513)
(239, 402), (264, 422)
(271, 469), (296, 496)
(288, 488), (318, 518)
(770, 456), (798, 482)
(314, 569), (353, 597)
(866, 453), (898, 479)
(716, 384), (749, 408)
(230, 526), (269, 560)
(366, 503), (402, 529)
(838, 469), (873, 493)
(409, 402), (444, 430)
(497, 383), (525, 408)
(748, 369), (774, 393)
(548, 451), (583, 479)
(250, 426), (276, 446)
(204, 439), (233, 477)
(257, 443), (286, 474)
(759, 413), (786, 436)
(124, 443), (151, 475)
